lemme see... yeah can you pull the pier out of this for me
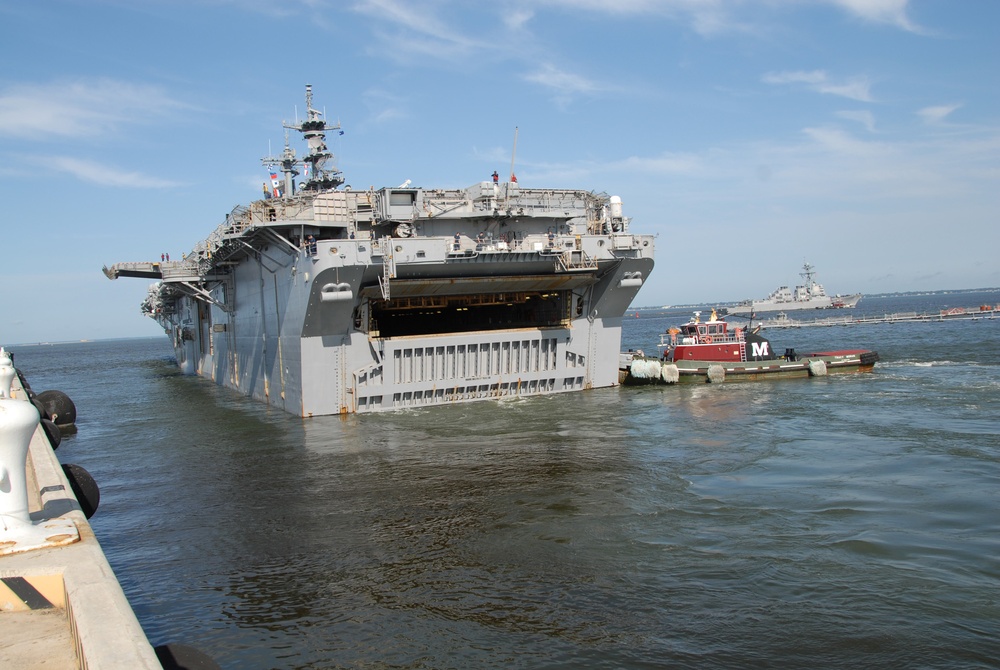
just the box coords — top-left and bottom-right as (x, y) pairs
(759, 305), (1000, 329)
(1, 358), (162, 669)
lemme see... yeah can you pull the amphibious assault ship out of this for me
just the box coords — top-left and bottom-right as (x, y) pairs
(104, 86), (655, 416)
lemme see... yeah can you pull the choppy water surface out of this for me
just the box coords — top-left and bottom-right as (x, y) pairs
(11, 292), (1000, 669)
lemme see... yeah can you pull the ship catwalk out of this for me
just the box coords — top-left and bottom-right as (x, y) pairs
(104, 86), (654, 416)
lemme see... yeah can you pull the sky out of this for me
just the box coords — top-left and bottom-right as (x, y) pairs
(1, 0), (998, 344)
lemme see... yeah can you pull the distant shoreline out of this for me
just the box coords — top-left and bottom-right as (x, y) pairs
(635, 286), (1000, 311)
(5, 336), (164, 348)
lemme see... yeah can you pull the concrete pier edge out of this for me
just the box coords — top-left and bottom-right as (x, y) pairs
(2, 379), (161, 669)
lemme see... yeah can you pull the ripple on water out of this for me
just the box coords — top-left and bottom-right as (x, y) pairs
(9, 310), (1000, 668)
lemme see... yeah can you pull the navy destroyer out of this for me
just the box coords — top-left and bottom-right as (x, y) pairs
(726, 262), (861, 315)
(104, 86), (655, 416)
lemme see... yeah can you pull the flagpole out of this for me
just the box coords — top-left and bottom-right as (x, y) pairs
(505, 126), (519, 209)
(509, 126), (518, 183)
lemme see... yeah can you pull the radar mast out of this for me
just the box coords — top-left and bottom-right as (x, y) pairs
(261, 84), (344, 197)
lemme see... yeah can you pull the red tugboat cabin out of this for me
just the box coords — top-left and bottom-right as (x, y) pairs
(665, 309), (778, 363)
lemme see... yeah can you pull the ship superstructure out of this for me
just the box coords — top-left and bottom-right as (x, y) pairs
(104, 86), (655, 416)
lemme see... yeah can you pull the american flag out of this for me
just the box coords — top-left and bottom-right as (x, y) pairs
(269, 166), (281, 197)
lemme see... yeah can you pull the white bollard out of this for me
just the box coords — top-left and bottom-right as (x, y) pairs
(0, 347), (14, 400)
(0, 348), (39, 529)
(0, 348), (78, 555)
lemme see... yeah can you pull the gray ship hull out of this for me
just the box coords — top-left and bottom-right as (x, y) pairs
(726, 292), (862, 314)
(160, 232), (651, 416)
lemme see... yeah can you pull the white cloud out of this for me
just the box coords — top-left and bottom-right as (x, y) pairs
(520, 0), (921, 36)
(472, 145), (509, 163)
(761, 70), (827, 86)
(917, 103), (962, 125)
(523, 63), (602, 96)
(801, 125), (882, 156)
(525, 0), (741, 36)
(763, 70), (874, 102)
(821, 76), (873, 102)
(352, 0), (482, 60)
(47, 156), (181, 188)
(503, 7), (534, 30)
(519, 148), (708, 185)
(361, 88), (408, 124)
(339, 0), (926, 76)
(0, 79), (191, 139)
(836, 110), (876, 132)
(826, 0), (921, 33)
(528, 113), (1000, 208)
(612, 151), (707, 176)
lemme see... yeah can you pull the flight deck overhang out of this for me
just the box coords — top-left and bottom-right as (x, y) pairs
(102, 262), (163, 280)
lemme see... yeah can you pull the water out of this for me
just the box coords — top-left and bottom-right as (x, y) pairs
(9, 292), (1000, 669)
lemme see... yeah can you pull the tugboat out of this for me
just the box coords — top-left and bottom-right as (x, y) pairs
(620, 309), (878, 385)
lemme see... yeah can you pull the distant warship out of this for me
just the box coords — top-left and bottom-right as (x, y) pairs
(105, 86), (655, 416)
(726, 263), (861, 315)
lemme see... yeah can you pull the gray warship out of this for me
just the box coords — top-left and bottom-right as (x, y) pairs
(725, 262), (861, 315)
(104, 86), (655, 416)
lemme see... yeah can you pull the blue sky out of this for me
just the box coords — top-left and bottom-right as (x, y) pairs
(2, 0), (998, 343)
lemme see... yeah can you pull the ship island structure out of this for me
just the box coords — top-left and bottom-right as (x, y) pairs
(104, 86), (655, 416)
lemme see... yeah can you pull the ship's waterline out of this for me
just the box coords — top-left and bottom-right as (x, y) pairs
(104, 86), (654, 416)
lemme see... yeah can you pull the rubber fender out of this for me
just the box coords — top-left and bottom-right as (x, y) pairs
(37, 390), (76, 427)
(41, 418), (61, 450)
(15, 369), (33, 395)
(660, 363), (680, 384)
(30, 397), (49, 421)
(808, 359), (828, 377)
(155, 643), (222, 670)
(62, 464), (99, 519)
(629, 359), (661, 379)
